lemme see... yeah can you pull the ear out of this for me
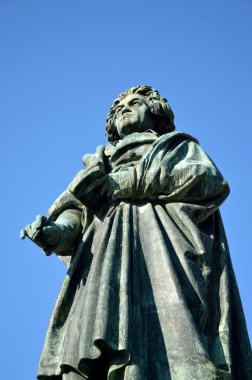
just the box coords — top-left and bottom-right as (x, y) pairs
(150, 103), (159, 115)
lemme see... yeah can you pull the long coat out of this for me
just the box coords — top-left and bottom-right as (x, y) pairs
(37, 131), (252, 380)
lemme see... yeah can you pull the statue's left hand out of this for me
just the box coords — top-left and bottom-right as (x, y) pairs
(20, 215), (62, 254)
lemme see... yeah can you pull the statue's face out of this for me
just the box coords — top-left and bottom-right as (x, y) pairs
(114, 94), (154, 138)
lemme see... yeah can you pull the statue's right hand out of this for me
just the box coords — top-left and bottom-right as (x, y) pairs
(20, 215), (62, 254)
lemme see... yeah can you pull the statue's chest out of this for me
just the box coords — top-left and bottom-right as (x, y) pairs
(105, 132), (157, 172)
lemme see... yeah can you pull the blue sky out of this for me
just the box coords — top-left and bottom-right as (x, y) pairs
(1, 1), (251, 379)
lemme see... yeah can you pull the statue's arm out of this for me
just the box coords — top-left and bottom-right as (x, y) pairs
(106, 138), (229, 207)
(51, 209), (82, 254)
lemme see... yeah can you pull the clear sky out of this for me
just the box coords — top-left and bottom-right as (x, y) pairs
(1, 1), (251, 379)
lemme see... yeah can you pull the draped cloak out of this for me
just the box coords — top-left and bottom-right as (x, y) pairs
(37, 131), (252, 380)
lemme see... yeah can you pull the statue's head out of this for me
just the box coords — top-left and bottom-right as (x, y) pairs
(106, 85), (175, 143)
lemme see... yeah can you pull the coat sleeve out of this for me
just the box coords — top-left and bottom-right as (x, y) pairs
(42, 190), (84, 266)
(107, 135), (229, 209)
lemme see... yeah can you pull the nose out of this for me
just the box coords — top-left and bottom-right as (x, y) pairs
(121, 104), (131, 114)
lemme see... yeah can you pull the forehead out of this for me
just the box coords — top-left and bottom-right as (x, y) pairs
(117, 93), (145, 106)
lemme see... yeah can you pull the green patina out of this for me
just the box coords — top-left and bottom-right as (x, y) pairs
(21, 86), (252, 380)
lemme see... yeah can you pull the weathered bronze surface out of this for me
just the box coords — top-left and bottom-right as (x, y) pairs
(21, 86), (252, 379)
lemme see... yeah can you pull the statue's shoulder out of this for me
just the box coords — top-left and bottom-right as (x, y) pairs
(148, 131), (199, 155)
(157, 130), (199, 145)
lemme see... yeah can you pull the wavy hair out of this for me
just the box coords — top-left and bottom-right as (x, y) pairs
(105, 85), (175, 143)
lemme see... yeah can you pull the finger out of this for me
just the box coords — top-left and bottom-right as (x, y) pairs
(25, 224), (32, 238)
(32, 229), (42, 241)
(20, 229), (27, 239)
(33, 215), (47, 230)
(25, 224), (39, 240)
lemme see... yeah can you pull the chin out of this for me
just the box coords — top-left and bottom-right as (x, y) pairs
(118, 123), (139, 137)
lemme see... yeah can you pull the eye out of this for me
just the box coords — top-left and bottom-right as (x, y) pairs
(132, 100), (141, 105)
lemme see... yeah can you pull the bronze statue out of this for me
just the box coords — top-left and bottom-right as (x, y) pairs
(21, 86), (252, 380)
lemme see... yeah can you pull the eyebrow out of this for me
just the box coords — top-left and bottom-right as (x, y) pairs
(116, 97), (143, 110)
(128, 97), (143, 104)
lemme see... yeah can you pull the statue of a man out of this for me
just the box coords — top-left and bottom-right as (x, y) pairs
(21, 86), (252, 380)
